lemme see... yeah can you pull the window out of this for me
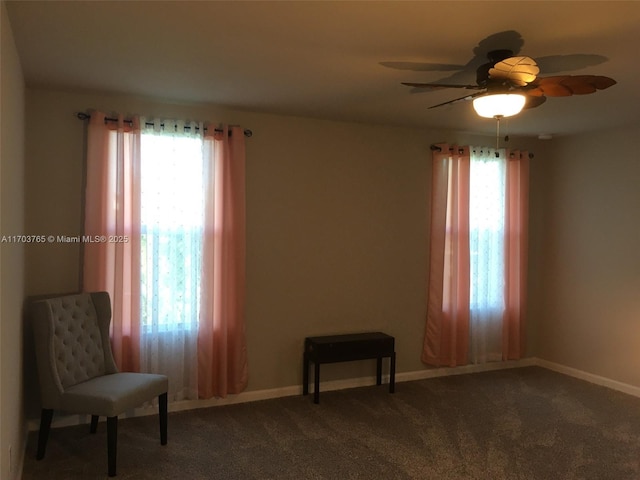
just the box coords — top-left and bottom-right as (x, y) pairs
(83, 111), (249, 400)
(469, 151), (506, 316)
(423, 144), (528, 366)
(468, 150), (507, 363)
(140, 130), (205, 334)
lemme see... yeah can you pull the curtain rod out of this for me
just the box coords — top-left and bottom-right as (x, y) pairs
(76, 112), (252, 138)
(430, 144), (534, 159)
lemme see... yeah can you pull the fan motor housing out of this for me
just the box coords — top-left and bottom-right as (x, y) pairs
(476, 49), (514, 87)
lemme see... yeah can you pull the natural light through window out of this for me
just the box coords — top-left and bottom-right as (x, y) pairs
(140, 131), (205, 333)
(469, 151), (506, 314)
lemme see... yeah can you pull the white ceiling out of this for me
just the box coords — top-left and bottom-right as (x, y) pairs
(6, 1), (640, 137)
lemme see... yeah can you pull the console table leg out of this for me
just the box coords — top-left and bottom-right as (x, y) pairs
(302, 353), (309, 396)
(376, 357), (383, 385)
(390, 352), (396, 393)
(314, 361), (320, 404)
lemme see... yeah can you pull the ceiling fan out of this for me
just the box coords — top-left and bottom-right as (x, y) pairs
(401, 49), (617, 118)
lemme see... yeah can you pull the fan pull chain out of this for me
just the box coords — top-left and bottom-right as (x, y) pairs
(504, 117), (510, 144)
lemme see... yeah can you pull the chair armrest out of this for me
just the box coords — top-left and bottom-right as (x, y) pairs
(91, 291), (119, 374)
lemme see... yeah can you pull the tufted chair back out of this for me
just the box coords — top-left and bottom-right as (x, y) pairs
(31, 292), (118, 409)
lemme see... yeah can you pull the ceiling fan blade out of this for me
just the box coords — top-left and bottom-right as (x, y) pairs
(523, 95), (547, 109)
(589, 75), (617, 89)
(428, 92), (484, 109)
(557, 76), (598, 95)
(489, 56), (539, 86)
(529, 75), (616, 97)
(402, 82), (483, 90)
(529, 77), (574, 96)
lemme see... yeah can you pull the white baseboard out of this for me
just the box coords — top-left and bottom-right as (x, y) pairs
(27, 356), (640, 432)
(396, 357), (538, 382)
(27, 358), (537, 431)
(169, 358), (541, 413)
(533, 358), (640, 399)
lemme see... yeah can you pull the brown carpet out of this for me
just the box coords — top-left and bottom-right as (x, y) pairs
(21, 367), (640, 479)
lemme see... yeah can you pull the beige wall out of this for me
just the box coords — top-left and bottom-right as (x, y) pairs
(533, 124), (640, 386)
(25, 88), (434, 395)
(1, 1), (26, 478)
(24, 88), (545, 404)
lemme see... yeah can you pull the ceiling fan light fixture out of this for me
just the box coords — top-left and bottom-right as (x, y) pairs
(472, 93), (526, 118)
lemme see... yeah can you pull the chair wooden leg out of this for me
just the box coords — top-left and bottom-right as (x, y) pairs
(90, 415), (99, 434)
(107, 416), (117, 477)
(159, 392), (168, 445)
(36, 409), (54, 460)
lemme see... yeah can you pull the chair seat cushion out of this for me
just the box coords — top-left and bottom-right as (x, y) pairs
(60, 372), (168, 417)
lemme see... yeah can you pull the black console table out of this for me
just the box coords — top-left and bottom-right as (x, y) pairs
(302, 332), (396, 404)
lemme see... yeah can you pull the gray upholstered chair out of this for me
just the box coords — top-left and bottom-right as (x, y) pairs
(30, 291), (168, 477)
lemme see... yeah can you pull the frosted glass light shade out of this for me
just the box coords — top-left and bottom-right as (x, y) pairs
(472, 94), (526, 118)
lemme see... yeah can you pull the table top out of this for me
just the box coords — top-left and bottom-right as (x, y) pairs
(305, 332), (393, 344)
